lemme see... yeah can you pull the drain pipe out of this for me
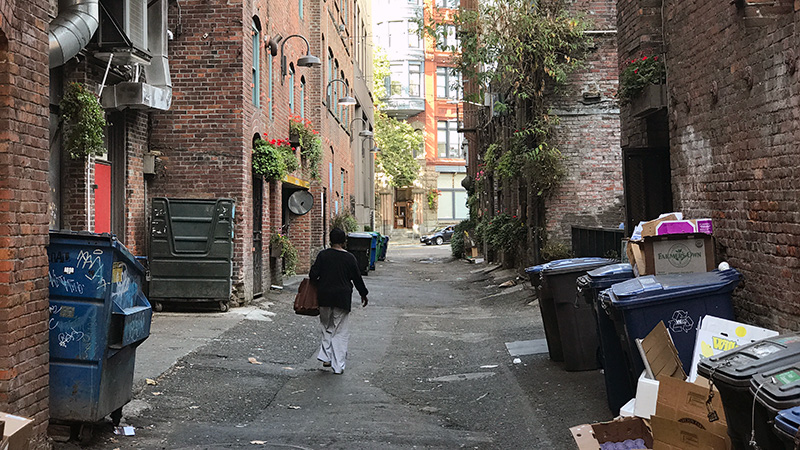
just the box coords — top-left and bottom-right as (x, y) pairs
(49, 0), (100, 69)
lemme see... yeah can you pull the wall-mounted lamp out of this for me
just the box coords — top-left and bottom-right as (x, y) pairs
(349, 117), (373, 140)
(280, 34), (320, 84)
(327, 78), (357, 106)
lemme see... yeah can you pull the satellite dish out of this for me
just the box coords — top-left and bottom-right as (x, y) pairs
(287, 190), (314, 215)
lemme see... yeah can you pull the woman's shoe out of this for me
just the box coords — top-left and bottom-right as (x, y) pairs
(322, 362), (332, 367)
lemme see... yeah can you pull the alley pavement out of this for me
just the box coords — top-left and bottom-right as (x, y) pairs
(53, 243), (612, 449)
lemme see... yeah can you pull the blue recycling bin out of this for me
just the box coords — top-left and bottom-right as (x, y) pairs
(367, 232), (380, 270)
(577, 263), (635, 415)
(775, 406), (800, 449)
(605, 269), (740, 384)
(48, 231), (152, 425)
(526, 258), (616, 364)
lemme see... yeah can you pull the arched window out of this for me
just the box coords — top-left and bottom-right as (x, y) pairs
(300, 76), (306, 118)
(251, 17), (261, 108)
(289, 63), (295, 113)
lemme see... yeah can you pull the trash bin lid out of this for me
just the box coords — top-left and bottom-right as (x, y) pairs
(540, 257), (617, 276)
(751, 362), (800, 410)
(697, 334), (800, 388)
(775, 407), (800, 436)
(586, 263), (635, 288)
(608, 269), (741, 309)
(49, 230), (145, 274)
(347, 232), (373, 239)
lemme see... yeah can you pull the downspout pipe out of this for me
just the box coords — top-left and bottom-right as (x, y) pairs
(49, 0), (100, 69)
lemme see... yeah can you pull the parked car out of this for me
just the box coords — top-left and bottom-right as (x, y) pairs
(421, 225), (455, 245)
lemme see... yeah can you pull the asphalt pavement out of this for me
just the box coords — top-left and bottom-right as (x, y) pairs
(53, 243), (612, 449)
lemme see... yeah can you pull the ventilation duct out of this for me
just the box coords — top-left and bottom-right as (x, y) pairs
(100, 0), (172, 111)
(49, 0), (100, 68)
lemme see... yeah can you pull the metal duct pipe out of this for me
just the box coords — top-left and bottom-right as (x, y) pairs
(49, 0), (100, 68)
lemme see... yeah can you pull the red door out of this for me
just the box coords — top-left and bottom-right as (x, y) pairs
(94, 162), (112, 234)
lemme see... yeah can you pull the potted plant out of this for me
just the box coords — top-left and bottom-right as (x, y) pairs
(619, 55), (667, 117)
(252, 138), (299, 181)
(60, 82), (108, 159)
(289, 115), (323, 179)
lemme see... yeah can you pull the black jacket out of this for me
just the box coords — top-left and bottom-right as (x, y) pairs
(309, 248), (368, 312)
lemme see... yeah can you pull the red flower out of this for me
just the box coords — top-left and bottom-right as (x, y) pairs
(634, 69), (638, 74)
(654, 56), (658, 61)
(642, 56), (648, 61)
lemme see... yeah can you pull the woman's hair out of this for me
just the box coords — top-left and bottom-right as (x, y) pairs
(330, 227), (347, 245)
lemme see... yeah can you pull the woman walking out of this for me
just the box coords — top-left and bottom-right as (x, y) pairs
(309, 228), (369, 374)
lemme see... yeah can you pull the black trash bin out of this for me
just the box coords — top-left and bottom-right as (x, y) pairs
(605, 269), (740, 384)
(525, 264), (562, 361)
(347, 232), (373, 275)
(577, 263), (635, 414)
(697, 333), (800, 450)
(531, 258), (616, 369)
(750, 361), (800, 450)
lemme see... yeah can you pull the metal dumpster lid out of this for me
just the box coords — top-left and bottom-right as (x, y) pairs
(608, 269), (741, 306)
(49, 230), (145, 274)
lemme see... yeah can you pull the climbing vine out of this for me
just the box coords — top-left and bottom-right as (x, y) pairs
(289, 115), (323, 179)
(60, 82), (107, 159)
(270, 233), (299, 276)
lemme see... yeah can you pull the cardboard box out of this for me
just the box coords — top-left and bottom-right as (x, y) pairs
(468, 247), (479, 258)
(0, 412), (33, 450)
(650, 219), (713, 237)
(688, 316), (778, 382)
(651, 376), (729, 450)
(638, 322), (686, 381)
(628, 234), (714, 276)
(639, 214), (680, 238)
(571, 416), (653, 450)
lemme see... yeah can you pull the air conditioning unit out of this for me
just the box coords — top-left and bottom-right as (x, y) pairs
(96, 0), (150, 61)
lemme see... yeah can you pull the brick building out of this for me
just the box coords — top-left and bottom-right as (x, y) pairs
(616, 0), (800, 330)
(151, 0), (374, 302)
(0, 1), (51, 447)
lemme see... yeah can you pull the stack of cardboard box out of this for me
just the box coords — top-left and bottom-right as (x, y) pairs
(626, 214), (714, 276)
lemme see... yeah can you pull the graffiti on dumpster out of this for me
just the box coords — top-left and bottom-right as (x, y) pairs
(111, 262), (142, 310)
(58, 328), (86, 348)
(77, 249), (107, 292)
(49, 270), (85, 294)
(124, 314), (149, 345)
(668, 310), (695, 333)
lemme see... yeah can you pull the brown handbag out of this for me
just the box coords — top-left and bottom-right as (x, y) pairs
(293, 278), (319, 316)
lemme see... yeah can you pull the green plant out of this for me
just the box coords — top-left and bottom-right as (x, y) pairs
(332, 211), (359, 233)
(289, 115), (323, 179)
(618, 55), (666, 104)
(60, 82), (107, 159)
(483, 214), (526, 254)
(426, 189), (440, 210)
(540, 240), (573, 262)
(252, 138), (299, 181)
(450, 218), (477, 258)
(374, 111), (423, 187)
(271, 233), (299, 276)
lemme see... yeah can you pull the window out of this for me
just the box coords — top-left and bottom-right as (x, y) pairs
(299, 0), (304, 19)
(408, 21), (419, 48)
(342, 0), (348, 25)
(289, 64), (295, 113)
(251, 19), (260, 107)
(409, 63), (421, 97)
(390, 63), (403, 96)
(437, 120), (463, 158)
(435, 0), (459, 7)
(388, 21), (404, 48)
(436, 66), (461, 99)
(268, 52), (273, 120)
(300, 76), (306, 118)
(437, 173), (468, 220)
(437, 25), (459, 51)
(340, 168), (346, 200)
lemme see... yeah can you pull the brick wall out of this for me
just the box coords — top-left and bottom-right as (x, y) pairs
(659, 1), (800, 330)
(545, 0), (623, 241)
(0, 2), (52, 447)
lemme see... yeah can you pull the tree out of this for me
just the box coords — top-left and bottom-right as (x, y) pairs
(374, 111), (422, 188)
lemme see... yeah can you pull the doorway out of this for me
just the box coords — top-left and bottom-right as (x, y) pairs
(252, 173), (264, 298)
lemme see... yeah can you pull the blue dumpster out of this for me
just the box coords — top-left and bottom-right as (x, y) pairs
(48, 231), (152, 426)
(577, 263), (635, 415)
(605, 269), (740, 384)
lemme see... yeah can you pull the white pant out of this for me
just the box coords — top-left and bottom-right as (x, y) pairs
(317, 307), (351, 374)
